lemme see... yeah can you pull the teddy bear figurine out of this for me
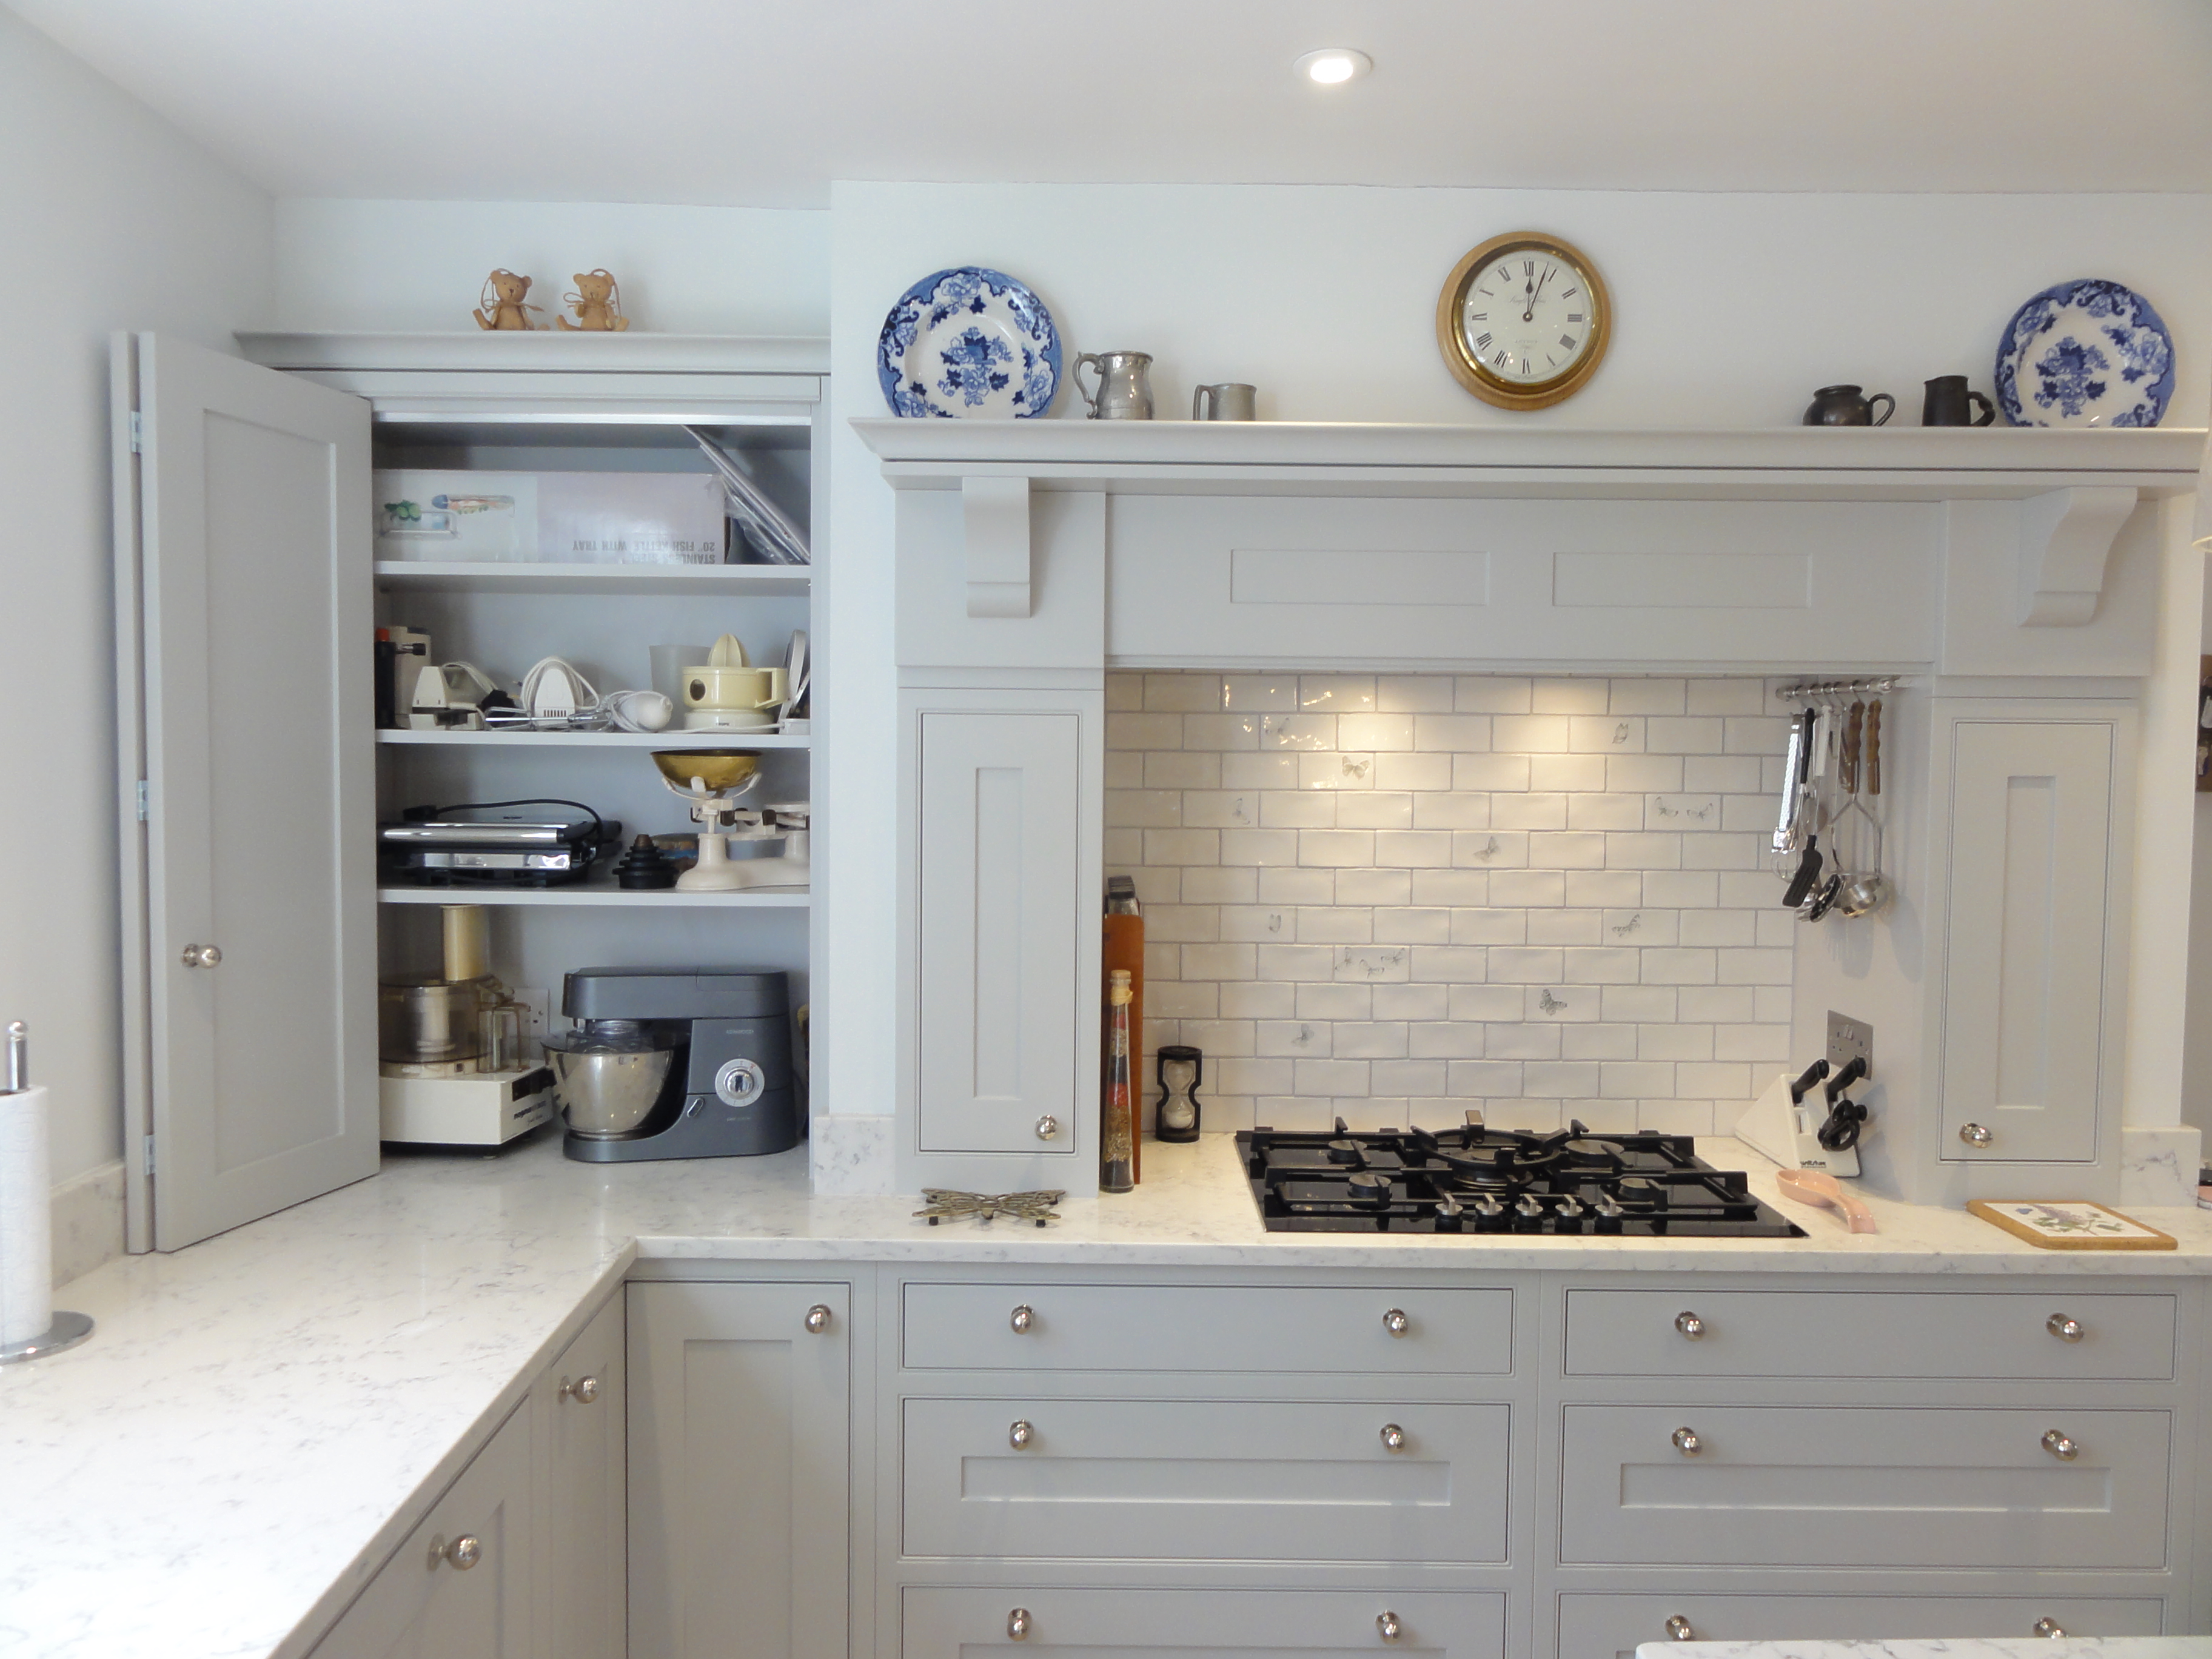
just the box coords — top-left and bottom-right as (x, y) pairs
(472, 269), (542, 330)
(554, 269), (631, 332)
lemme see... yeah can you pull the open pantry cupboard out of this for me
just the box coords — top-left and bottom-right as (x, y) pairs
(112, 331), (826, 1251)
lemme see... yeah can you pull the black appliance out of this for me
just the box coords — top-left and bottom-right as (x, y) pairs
(1238, 1115), (1805, 1237)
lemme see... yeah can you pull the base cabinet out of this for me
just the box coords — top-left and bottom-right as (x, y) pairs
(905, 1587), (1507, 1658)
(535, 1292), (626, 1659)
(312, 1401), (534, 1659)
(1557, 1592), (2167, 1657)
(628, 1280), (851, 1659)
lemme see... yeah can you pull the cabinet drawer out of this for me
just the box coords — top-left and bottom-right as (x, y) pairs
(1560, 1592), (2163, 1658)
(903, 1282), (1512, 1373)
(1560, 1404), (2170, 1569)
(903, 1396), (1509, 1563)
(1564, 1289), (2177, 1379)
(905, 1587), (1504, 1658)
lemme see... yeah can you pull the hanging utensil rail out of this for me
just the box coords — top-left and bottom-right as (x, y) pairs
(1774, 676), (1903, 702)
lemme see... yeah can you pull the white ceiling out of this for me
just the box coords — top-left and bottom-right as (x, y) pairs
(16, 0), (2212, 207)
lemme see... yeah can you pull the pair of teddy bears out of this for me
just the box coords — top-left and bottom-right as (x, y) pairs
(472, 269), (631, 332)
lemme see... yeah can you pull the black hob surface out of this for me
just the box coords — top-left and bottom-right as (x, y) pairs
(1238, 1118), (1805, 1237)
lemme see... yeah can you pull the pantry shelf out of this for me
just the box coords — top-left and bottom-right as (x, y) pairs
(376, 729), (809, 749)
(373, 560), (809, 597)
(378, 881), (808, 909)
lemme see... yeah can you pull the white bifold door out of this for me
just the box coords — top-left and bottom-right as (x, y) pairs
(113, 333), (377, 1251)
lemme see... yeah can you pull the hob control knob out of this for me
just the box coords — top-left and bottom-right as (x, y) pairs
(1514, 1193), (1546, 1218)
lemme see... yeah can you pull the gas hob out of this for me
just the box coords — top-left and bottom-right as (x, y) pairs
(1238, 1117), (1805, 1237)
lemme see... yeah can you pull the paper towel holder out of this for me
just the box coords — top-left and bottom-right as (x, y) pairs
(1, 1022), (94, 1365)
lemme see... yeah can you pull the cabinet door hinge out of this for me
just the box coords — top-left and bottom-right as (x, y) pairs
(142, 1134), (155, 1177)
(135, 779), (149, 821)
(128, 411), (143, 454)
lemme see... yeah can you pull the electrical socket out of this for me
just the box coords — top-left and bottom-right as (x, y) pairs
(1826, 1010), (1872, 1081)
(514, 987), (551, 1056)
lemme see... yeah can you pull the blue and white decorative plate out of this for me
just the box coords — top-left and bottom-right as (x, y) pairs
(1994, 278), (2174, 427)
(877, 266), (1060, 418)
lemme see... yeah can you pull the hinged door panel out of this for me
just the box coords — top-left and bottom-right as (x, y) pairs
(915, 711), (1083, 1154)
(119, 332), (377, 1250)
(1938, 717), (2119, 1164)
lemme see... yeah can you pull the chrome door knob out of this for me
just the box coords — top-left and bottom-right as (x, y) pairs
(1959, 1122), (1993, 1148)
(1665, 1615), (1696, 1641)
(2042, 1429), (2080, 1461)
(1010, 1303), (1034, 1333)
(1675, 1311), (1705, 1340)
(1035, 1114), (1059, 1140)
(1382, 1308), (1409, 1336)
(2033, 1618), (2066, 1638)
(181, 943), (222, 968)
(1376, 1611), (1402, 1644)
(1007, 1609), (1031, 1641)
(1009, 1419), (1034, 1449)
(1672, 1427), (1702, 1456)
(1379, 1423), (1406, 1451)
(804, 1304), (832, 1334)
(558, 1375), (600, 1404)
(2047, 1313), (2084, 1343)
(429, 1533), (482, 1570)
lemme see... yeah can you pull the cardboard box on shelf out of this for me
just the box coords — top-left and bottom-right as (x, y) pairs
(371, 470), (728, 565)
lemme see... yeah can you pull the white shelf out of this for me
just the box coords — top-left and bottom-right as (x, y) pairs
(379, 880), (807, 909)
(374, 561), (809, 596)
(239, 331), (830, 376)
(377, 729), (808, 749)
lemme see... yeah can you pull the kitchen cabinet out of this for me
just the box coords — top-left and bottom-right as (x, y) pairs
(532, 1291), (625, 1659)
(311, 1401), (534, 1659)
(903, 1587), (1509, 1658)
(115, 331), (824, 1251)
(627, 1279), (850, 1659)
(1557, 1592), (2165, 1657)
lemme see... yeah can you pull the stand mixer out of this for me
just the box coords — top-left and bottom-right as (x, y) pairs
(649, 751), (811, 891)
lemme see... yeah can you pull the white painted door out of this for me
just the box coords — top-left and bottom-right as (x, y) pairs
(1938, 718), (2119, 1165)
(915, 711), (1083, 1155)
(627, 1281), (850, 1659)
(535, 1292), (625, 1659)
(118, 333), (377, 1250)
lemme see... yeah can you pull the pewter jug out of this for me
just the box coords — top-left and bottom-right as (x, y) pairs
(1073, 351), (1155, 420)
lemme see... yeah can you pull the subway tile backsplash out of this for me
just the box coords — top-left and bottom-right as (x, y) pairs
(1106, 672), (1794, 1138)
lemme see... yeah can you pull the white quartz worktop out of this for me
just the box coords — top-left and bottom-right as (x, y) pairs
(10, 1130), (2212, 1659)
(1642, 1641), (2212, 1657)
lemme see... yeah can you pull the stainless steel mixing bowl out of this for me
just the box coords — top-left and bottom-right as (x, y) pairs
(543, 1028), (679, 1138)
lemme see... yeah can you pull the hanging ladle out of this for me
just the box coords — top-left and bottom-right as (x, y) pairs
(1832, 699), (1890, 918)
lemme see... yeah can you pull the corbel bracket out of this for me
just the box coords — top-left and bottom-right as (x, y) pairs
(2017, 485), (2137, 627)
(964, 475), (1033, 618)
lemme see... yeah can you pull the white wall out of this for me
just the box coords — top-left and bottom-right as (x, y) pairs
(823, 181), (2212, 1136)
(0, 5), (273, 1184)
(274, 199), (828, 335)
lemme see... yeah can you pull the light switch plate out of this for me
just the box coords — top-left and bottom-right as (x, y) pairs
(1826, 1010), (1872, 1081)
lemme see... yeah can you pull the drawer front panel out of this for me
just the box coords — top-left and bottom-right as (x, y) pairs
(903, 1283), (1512, 1374)
(1558, 1593), (2164, 1659)
(1564, 1289), (2177, 1380)
(1559, 1405), (2170, 1569)
(903, 1397), (1509, 1563)
(905, 1587), (1506, 1658)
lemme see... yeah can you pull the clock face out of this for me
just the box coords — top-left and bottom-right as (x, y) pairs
(1436, 233), (1610, 410)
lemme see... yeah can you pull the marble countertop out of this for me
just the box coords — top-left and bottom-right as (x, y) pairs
(10, 1130), (2212, 1659)
(1642, 1641), (2212, 1657)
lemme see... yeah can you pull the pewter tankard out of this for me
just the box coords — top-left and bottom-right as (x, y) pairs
(1192, 383), (1256, 421)
(1072, 351), (1155, 420)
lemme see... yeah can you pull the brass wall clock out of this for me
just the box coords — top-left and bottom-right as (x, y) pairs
(1436, 232), (1611, 411)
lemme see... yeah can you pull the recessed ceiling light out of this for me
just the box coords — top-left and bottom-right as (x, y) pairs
(1295, 48), (1372, 85)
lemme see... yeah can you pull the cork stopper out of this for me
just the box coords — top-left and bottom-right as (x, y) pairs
(1108, 968), (1133, 1007)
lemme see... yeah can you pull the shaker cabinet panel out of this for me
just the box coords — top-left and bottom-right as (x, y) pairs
(534, 1291), (625, 1659)
(905, 1587), (1507, 1659)
(914, 711), (1084, 1156)
(310, 1403), (532, 1659)
(628, 1281), (850, 1659)
(1937, 716), (2121, 1165)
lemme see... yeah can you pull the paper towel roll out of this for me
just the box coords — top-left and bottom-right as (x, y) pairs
(0, 1084), (53, 1348)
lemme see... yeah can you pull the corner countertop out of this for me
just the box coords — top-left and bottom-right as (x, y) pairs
(10, 1130), (2212, 1659)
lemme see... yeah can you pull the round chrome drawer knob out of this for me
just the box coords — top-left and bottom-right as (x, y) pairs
(1959, 1122), (1994, 1148)
(1379, 1423), (1406, 1452)
(1672, 1427), (1702, 1456)
(444, 1535), (482, 1570)
(1382, 1308), (1409, 1337)
(2047, 1313), (2084, 1343)
(181, 943), (223, 969)
(1665, 1615), (1696, 1642)
(804, 1304), (832, 1335)
(1035, 1114), (1059, 1141)
(1674, 1311), (1704, 1340)
(1009, 1419), (1034, 1450)
(1008, 1609), (1031, 1641)
(2042, 1429), (2080, 1462)
(2033, 1618), (2066, 1639)
(1376, 1611), (1402, 1644)
(558, 1374), (600, 1404)
(1010, 1304), (1034, 1334)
